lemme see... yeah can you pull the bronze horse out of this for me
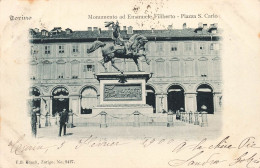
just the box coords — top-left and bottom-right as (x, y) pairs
(87, 34), (150, 72)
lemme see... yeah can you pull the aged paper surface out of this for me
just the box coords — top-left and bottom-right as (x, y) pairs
(0, 0), (260, 168)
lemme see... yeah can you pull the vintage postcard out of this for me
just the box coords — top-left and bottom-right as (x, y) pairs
(0, 0), (260, 167)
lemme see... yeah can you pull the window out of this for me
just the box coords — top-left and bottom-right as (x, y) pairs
(83, 65), (95, 78)
(171, 46), (177, 51)
(57, 63), (65, 79)
(210, 43), (219, 50)
(84, 65), (95, 72)
(30, 64), (37, 79)
(127, 26), (133, 34)
(31, 46), (38, 55)
(213, 59), (221, 77)
(72, 45), (79, 53)
(43, 63), (51, 79)
(156, 43), (163, 52)
(185, 60), (194, 76)
(171, 61), (180, 76)
(156, 60), (165, 77)
(199, 44), (205, 50)
(58, 45), (65, 53)
(199, 60), (208, 75)
(71, 62), (79, 78)
(171, 43), (178, 52)
(184, 43), (192, 51)
(87, 65), (94, 72)
(199, 43), (206, 54)
(44, 46), (50, 54)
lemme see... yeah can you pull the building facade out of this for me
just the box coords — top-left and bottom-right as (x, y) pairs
(29, 23), (222, 116)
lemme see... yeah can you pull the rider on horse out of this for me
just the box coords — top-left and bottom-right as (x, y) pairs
(105, 21), (132, 55)
(87, 21), (150, 72)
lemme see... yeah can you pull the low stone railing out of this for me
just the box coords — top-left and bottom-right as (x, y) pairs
(34, 110), (208, 128)
(71, 111), (175, 128)
(177, 111), (208, 127)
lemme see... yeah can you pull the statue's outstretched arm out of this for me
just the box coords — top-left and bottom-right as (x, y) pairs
(104, 21), (114, 27)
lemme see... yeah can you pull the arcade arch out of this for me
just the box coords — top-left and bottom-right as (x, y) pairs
(196, 84), (214, 114)
(52, 87), (69, 116)
(167, 85), (185, 112)
(146, 85), (156, 113)
(80, 87), (98, 114)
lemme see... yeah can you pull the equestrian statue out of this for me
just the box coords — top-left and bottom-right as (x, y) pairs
(87, 21), (150, 73)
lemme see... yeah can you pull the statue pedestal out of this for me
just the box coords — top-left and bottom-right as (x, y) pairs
(93, 72), (153, 115)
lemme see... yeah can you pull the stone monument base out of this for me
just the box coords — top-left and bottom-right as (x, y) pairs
(92, 104), (153, 115)
(93, 72), (153, 115)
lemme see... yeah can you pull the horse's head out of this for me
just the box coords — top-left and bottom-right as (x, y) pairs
(136, 36), (150, 65)
(137, 35), (148, 47)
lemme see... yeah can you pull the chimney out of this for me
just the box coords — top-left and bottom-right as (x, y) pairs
(127, 26), (133, 34)
(65, 28), (72, 34)
(198, 22), (203, 28)
(88, 27), (92, 31)
(167, 25), (173, 30)
(208, 23), (218, 33)
(29, 29), (36, 36)
(57, 27), (62, 33)
(93, 27), (98, 31)
(34, 28), (39, 33)
(98, 28), (101, 34)
(203, 24), (208, 29)
(123, 26), (127, 30)
(151, 28), (154, 33)
(41, 29), (48, 36)
(183, 23), (187, 29)
(53, 27), (62, 33)
(211, 29), (217, 34)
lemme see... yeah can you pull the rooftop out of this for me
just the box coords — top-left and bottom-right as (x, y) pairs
(30, 24), (222, 43)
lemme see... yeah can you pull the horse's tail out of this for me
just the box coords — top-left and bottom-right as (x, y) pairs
(87, 41), (106, 53)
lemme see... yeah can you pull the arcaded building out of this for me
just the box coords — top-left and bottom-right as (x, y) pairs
(29, 23), (222, 116)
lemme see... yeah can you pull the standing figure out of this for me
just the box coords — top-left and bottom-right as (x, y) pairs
(105, 21), (124, 45)
(31, 107), (37, 138)
(176, 110), (180, 120)
(59, 108), (69, 137)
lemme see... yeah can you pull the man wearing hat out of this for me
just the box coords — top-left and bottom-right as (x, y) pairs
(59, 108), (69, 137)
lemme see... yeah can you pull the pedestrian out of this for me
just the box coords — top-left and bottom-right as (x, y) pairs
(180, 107), (184, 121)
(31, 107), (37, 138)
(59, 108), (68, 137)
(176, 110), (180, 120)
